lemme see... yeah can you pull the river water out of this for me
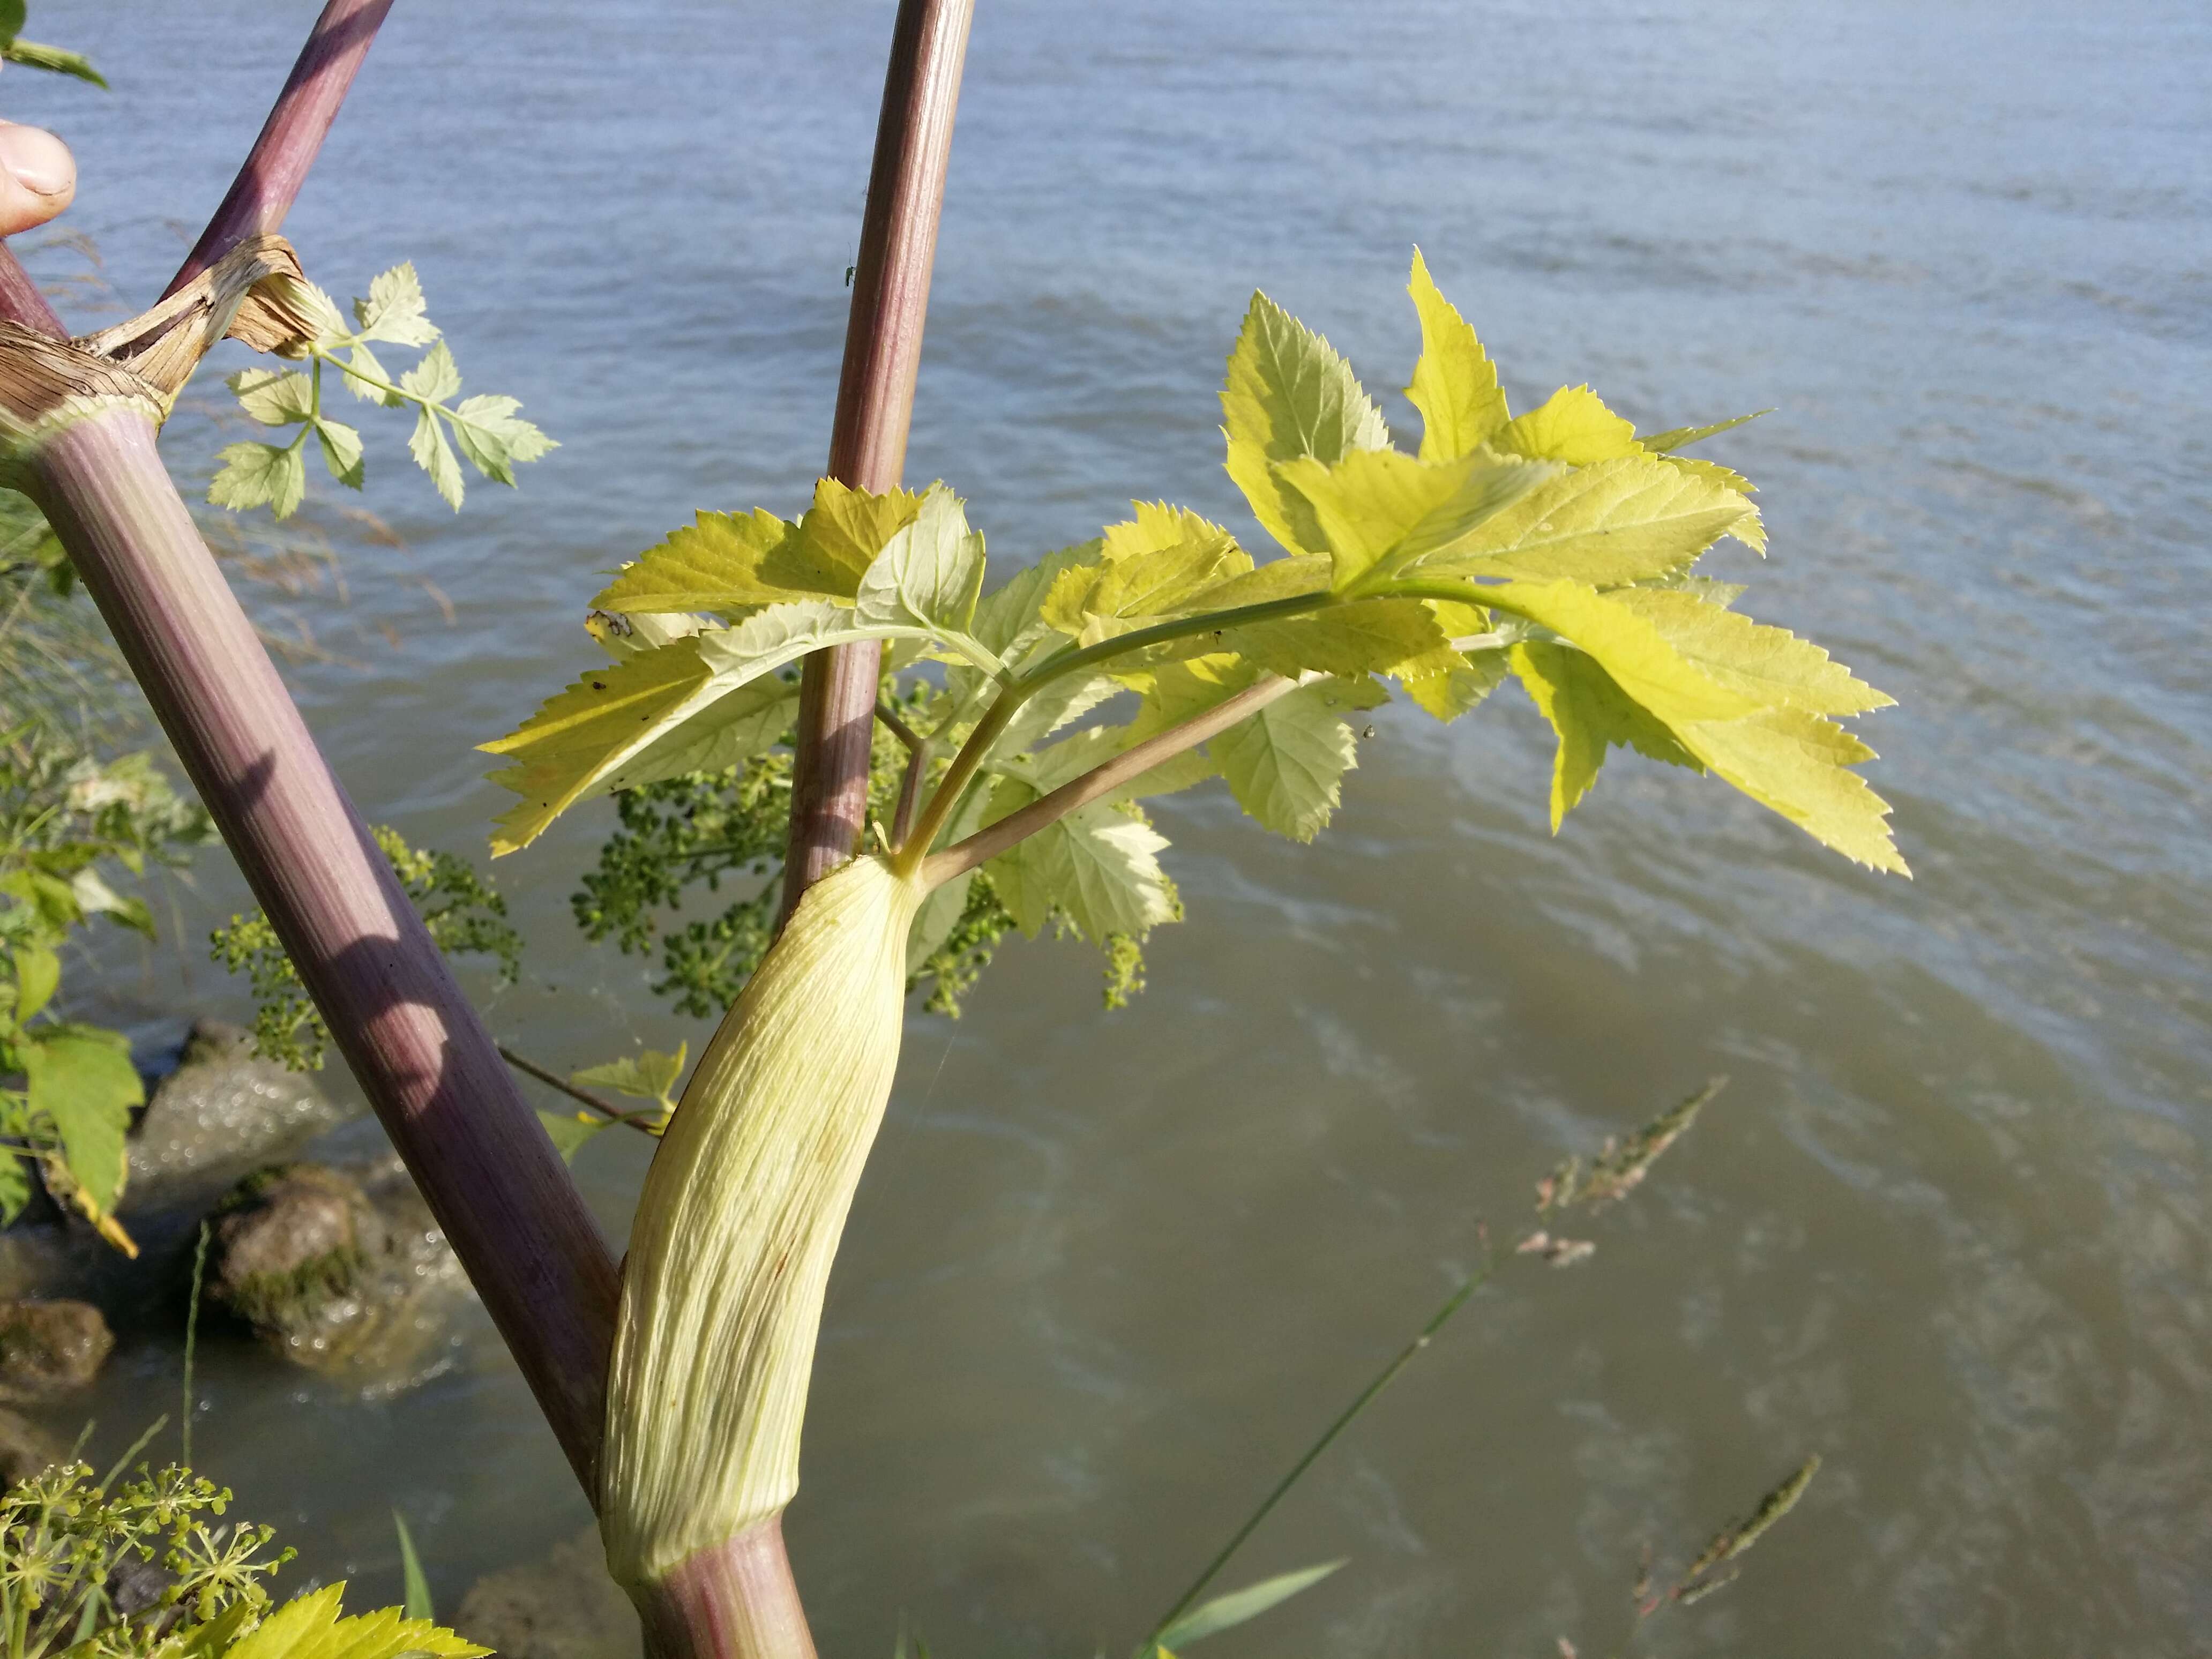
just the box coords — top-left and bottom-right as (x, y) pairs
(10, 1), (2209, 1653)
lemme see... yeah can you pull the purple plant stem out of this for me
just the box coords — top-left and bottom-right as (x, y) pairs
(24, 406), (621, 1489)
(630, 1519), (818, 1659)
(779, 0), (976, 925)
(162, 0), (398, 298)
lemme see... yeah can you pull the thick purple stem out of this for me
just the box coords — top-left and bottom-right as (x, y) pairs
(779, 0), (976, 926)
(25, 408), (621, 1488)
(163, 0), (398, 297)
(630, 1520), (818, 1659)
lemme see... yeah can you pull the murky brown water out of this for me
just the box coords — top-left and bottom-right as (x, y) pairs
(13, 0), (2211, 1653)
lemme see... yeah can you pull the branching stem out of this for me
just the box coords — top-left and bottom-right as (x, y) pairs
(497, 1044), (658, 1137)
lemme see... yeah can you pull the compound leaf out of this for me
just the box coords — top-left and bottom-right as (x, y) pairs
(352, 262), (442, 347)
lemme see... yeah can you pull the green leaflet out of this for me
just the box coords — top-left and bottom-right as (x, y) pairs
(856, 484), (987, 633)
(1227, 595), (1443, 680)
(1176, 551), (1335, 613)
(1102, 500), (1243, 567)
(594, 509), (846, 614)
(973, 539), (1103, 656)
(19, 1023), (140, 1215)
(1496, 383), (1643, 464)
(1393, 456), (1756, 587)
(224, 1582), (487, 1659)
(573, 1043), (687, 1109)
(1406, 249), (1507, 462)
(1642, 411), (1768, 453)
(1675, 705), (1907, 873)
(801, 477), (926, 588)
(1605, 588), (1892, 715)
(1222, 292), (1390, 556)
(1511, 640), (1697, 826)
(1273, 446), (1556, 591)
(1213, 678), (1379, 841)
(983, 782), (1179, 942)
(1394, 640), (1508, 722)
(482, 635), (797, 854)
(1475, 579), (1756, 726)
(353, 263), (442, 347)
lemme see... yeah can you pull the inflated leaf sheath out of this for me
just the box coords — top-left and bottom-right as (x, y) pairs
(600, 855), (924, 1589)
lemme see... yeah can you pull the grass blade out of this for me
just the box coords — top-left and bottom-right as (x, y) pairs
(1155, 1559), (1346, 1651)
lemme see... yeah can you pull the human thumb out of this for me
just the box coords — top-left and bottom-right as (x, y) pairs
(0, 119), (75, 235)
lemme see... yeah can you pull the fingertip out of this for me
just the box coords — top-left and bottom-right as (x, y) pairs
(0, 120), (76, 233)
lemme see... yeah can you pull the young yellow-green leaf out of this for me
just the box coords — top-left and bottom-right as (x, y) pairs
(1476, 579), (1757, 726)
(1102, 501), (1242, 567)
(1176, 551), (1335, 614)
(1047, 528), (1252, 644)
(352, 261), (442, 347)
(1213, 677), (1382, 840)
(1222, 292), (1389, 555)
(20, 1025), (140, 1216)
(225, 1581), (488, 1659)
(972, 540), (1102, 656)
(409, 406), (464, 511)
(573, 1044), (688, 1105)
(983, 791), (1178, 941)
(1510, 639), (1698, 825)
(1227, 595), (1444, 680)
(229, 368), (316, 427)
(799, 477), (926, 588)
(341, 340), (402, 406)
(1394, 641), (1508, 721)
(482, 636), (798, 854)
(1606, 589), (1893, 715)
(855, 484), (987, 633)
(210, 442), (307, 518)
(314, 417), (365, 488)
(1393, 456), (1755, 587)
(13, 943), (59, 1021)
(594, 510), (849, 615)
(1676, 705), (1907, 873)
(1, 39), (108, 87)
(1406, 249), (1508, 462)
(1495, 383), (1643, 464)
(447, 393), (556, 485)
(1275, 447), (1555, 592)
(400, 339), (462, 405)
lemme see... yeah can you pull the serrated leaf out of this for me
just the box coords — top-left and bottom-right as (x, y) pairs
(1274, 447), (1554, 592)
(1496, 384), (1643, 464)
(1223, 292), (1389, 555)
(1392, 457), (1755, 587)
(314, 417), (365, 488)
(229, 367), (316, 427)
(983, 790), (1178, 941)
(13, 943), (58, 1021)
(482, 638), (798, 854)
(693, 597), (938, 684)
(972, 540), (1102, 657)
(409, 406), (464, 510)
(1227, 595), (1444, 680)
(1155, 1560), (1347, 1651)
(225, 1581), (488, 1659)
(1677, 705), (1906, 873)
(208, 441), (301, 515)
(1178, 551), (1335, 614)
(594, 510), (853, 615)
(447, 394), (556, 485)
(399, 339), (462, 404)
(799, 477), (925, 588)
(68, 867), (153, 936)
(20, 1025), (140, 1216)
(353, 262), (441, 347)
(1406, 249), (1508, 461)
(1394, 641), (1507, 721)
(1510, 639), (1698, 825)
(1474, 579), (1757, 726)
(572, 1044), (686, 1104)
(1213, 678), (1376, 840)
(1606, 589), (1892, 715)
(856, 484), (986, 633)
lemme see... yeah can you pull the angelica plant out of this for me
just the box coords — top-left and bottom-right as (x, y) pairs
(484, 252), (1902, 1612)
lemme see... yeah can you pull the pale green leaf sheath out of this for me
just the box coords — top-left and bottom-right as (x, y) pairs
(600, 855), (926, 1589)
